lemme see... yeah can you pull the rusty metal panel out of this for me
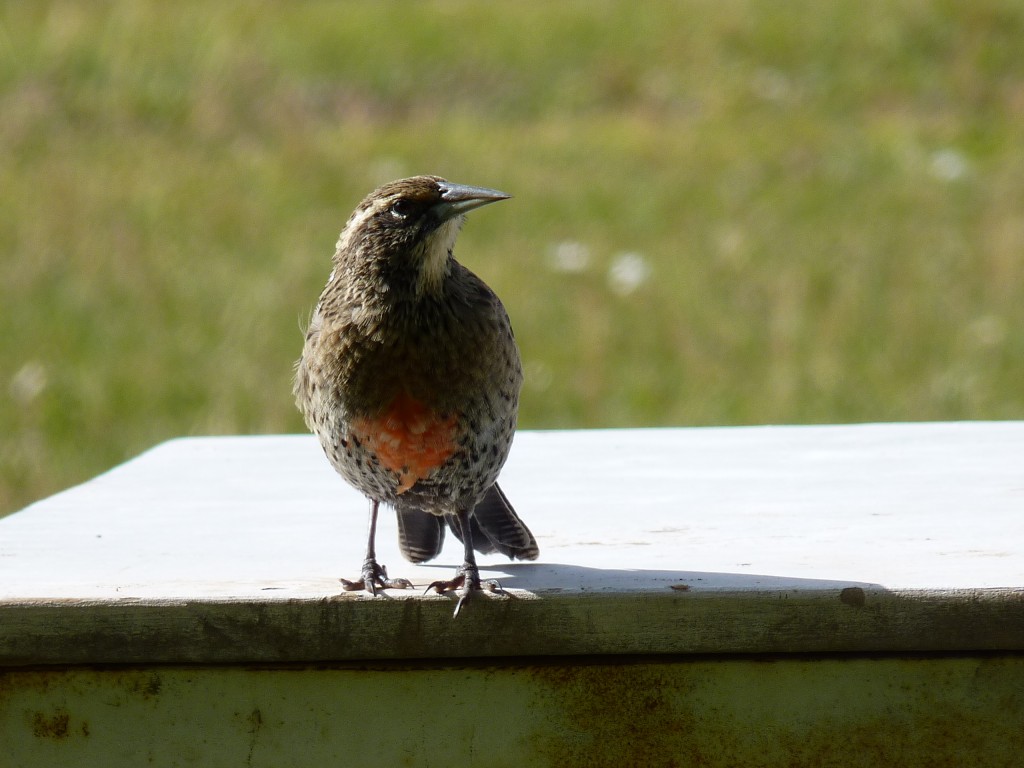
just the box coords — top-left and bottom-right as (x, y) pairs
(2, 656), (1022, 767)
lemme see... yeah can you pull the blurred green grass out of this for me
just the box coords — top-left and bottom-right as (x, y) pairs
(2, 1), (1023, 515)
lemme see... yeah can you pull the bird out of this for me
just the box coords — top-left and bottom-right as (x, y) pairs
(294, 175), (538, 616)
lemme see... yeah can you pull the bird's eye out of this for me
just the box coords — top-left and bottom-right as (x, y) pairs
(389, 199), (414, 220)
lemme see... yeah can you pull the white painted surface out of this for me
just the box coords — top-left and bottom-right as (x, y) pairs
(2, 422), (1022, 601)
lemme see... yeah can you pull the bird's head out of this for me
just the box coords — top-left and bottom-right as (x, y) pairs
(333, 175), (510, 298)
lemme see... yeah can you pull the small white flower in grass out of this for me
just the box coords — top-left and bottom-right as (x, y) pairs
(547, 241), (591, 273)
(10, 361), (47, 405)
(968, 315), (1006, 348)
(608, 252), (651, 296)
(524, 360), (553, 392)
(930, 149), (969, 181)
(751, 68), (792, 103)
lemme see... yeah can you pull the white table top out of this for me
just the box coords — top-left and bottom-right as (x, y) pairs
(2, 423), (1022, 664)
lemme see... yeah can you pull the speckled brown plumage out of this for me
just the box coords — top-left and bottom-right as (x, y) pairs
(294, 175), (537, 615)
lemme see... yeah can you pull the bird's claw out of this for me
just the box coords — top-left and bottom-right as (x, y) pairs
(340, 560), (412, 596)
(425, 569), (505, 617)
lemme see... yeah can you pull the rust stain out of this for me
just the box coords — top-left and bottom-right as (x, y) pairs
(522, 658), (1024, 767)
(141, 674), (162, 699)
(526, 660), (701, 767)
(245, 707), (263, 767)
(31, 708), (87, 740)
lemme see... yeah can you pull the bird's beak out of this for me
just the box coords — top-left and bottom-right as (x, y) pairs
(434, 182), (511, 221)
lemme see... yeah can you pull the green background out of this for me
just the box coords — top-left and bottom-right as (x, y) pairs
(3, 1), (1023, 516)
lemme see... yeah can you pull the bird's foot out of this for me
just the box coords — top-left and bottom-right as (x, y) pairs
(340, 559), (413, 596)
(425, 565), (504, 617)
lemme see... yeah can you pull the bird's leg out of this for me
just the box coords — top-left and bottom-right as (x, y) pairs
(340, 499), (412, 595)
(425, 509), (503, 617)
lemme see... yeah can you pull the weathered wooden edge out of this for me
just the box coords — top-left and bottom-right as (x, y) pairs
(1, 587), (1021, 666)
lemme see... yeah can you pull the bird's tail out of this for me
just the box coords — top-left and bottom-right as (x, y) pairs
(454, 483), (539, 561)
(396, 483), (538, 563)
(397, 508), (445, 564)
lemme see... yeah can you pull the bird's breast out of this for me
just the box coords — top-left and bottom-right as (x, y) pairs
(349, 390), (461, 494)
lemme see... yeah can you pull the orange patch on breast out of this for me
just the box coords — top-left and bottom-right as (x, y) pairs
(351, 391), (460, 493)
